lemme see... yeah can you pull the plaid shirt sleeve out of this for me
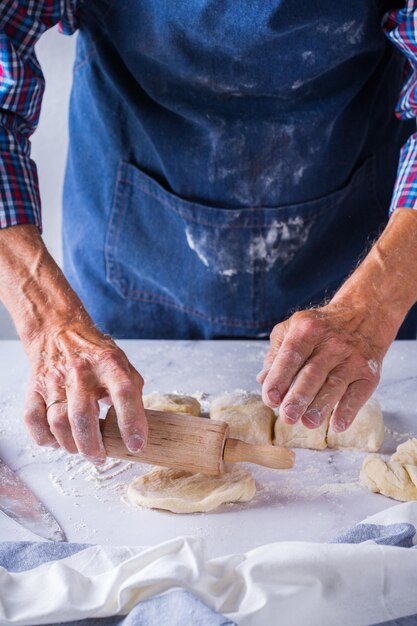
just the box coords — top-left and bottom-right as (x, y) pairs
(383, 1), (417, 213)
(0, 1), (79, 231)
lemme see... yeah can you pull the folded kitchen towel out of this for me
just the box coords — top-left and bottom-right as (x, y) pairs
(0, 541), (235, 626)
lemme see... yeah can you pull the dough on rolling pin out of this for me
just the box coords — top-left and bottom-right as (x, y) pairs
(209, 391), (275, 444)
(326, 398), (384, 453)
(126, 465), (256, 513)
(360, 455), (417, 502)
(142, 392), (201, 416)
(274, 412), (330, 450)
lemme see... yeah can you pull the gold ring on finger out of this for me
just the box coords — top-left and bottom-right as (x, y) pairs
(46, 399), (68, 412)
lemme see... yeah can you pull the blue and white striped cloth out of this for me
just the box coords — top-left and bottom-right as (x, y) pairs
(3, 503), (417, 625)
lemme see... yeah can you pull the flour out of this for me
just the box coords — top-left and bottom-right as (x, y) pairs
(384, 426), (414, 443)
(258, 473), (361, 502)
(185, 217), (313, 275)
(48, 453), (139, 503)
(185, 229), (210, 267)
(85, 461), (135, 483)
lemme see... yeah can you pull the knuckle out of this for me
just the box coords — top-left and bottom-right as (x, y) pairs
(296, 317), (318, 336)
(327, 373), (348, 390)
(301, 364), (324, 386)
(131, 369), (144, 389)
(113, 379), (140, 398)
(279, 347), (304, 367)
(100, 349), (129, 372)
(66, 359), (91, 383)
(23, 405), (41, 426)
(48, 412), (68, 431)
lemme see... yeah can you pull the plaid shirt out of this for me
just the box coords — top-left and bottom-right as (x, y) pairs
(1, 1), (417, 231)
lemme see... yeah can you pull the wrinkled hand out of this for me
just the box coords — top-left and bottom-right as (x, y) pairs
(258, 302), (395, 433)
(23, 322), (147, 463)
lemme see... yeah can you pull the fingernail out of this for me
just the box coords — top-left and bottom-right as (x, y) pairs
(333, 418), (346, 432)
(92, 458), (106, 467)
(127, 434), (145, 453)
(48, 442), (60, 449)
(283, 403), (302, 421)
(304, 409), (321, 427)
(267, 387), (281, 405)
(86, 457), (104, 465)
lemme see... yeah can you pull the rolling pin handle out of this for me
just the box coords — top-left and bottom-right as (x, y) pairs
(223, 438), (295, 470)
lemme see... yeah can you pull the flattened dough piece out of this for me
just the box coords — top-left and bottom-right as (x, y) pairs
(210, 391), (275, 445)
(126, 465), (256, 513)
(274, 413), (330, 450)
(360, 455), (417, 502)
(143, 392), (201, 416)
(327, 398), (384, 453)
(391, 438), (417, 464)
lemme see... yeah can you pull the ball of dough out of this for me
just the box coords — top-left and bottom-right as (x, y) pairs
(274, 413), (330, 450)
(126, 465), (256, 513)
(209, 391), (275, 445)
(327, 398), (384, 453)
(391, 438), (417, 464)
(360, 455), (417, 502)
(143, 392), (201, 416)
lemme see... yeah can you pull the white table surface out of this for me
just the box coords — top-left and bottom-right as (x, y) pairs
(0, 339), (416, 558)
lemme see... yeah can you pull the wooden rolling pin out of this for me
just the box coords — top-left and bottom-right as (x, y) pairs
(101, 407), (295, 475)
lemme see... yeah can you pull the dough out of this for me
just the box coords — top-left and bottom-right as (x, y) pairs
(274, 412), (330, 450)
(126, 465), (256, 513)
(327, 398), (384, 453)
(209, 391), (275, 444)
(360, 455), (417, 502)
(273, 398), (384, 452)
(142, 392), (201, 416)
(129, 392), (256, 514)
(361, 437), (417, 502)
(391, 438), (417, 464)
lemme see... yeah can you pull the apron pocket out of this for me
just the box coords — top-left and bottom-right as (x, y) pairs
(105, 157), (383, 329)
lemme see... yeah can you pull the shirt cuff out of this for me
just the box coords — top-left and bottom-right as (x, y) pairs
(0, 152), (42, 231)
(389, 133), (417, 214)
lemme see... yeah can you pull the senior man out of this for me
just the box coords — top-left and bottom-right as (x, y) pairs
(1, 1), (417, 463)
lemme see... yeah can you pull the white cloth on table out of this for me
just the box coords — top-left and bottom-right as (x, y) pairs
(2, 502), (417, 625)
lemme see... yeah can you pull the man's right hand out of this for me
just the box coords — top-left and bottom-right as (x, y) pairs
(0, 225), (147, 462)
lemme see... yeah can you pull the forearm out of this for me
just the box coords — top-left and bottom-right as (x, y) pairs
(0, 225), (93, 348)
(331, 208), (417, 343)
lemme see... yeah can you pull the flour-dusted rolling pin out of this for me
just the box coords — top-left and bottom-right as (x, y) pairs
(101, 407), (295, 475)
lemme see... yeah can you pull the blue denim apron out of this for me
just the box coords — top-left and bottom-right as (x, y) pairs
(63, 0), (415, 339)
